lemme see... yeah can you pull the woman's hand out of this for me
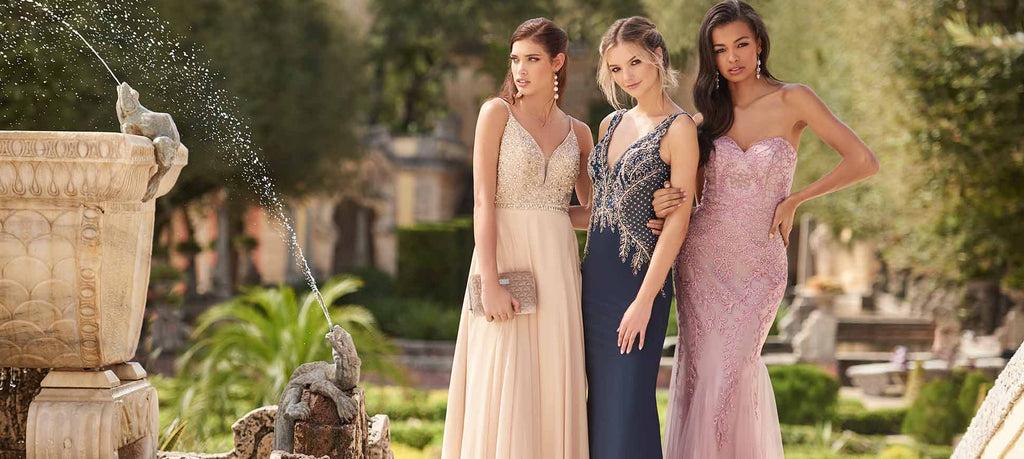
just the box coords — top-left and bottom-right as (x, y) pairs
(481, 281), (519, 322)
(648, 182), (688, 235)
(617, 297), (653, 354)
(769, 196), (799, 247)
(652, 181), (688, 218)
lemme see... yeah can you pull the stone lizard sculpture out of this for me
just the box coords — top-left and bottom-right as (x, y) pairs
(274, 324), (362, 452)
(115, 82), (180, 202)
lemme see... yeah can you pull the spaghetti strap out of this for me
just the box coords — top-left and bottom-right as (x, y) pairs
(496, 97), (512, 113)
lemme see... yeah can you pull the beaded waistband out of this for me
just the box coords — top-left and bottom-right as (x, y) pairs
(494, 201), (568, 214)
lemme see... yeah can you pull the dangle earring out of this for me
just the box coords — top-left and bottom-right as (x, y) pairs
(553, 73), (559, 100)
(757, 58), (762, 80)
(715, 73), (720, 90)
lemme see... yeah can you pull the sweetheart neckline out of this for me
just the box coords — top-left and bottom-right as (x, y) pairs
(718, 135), (795, 154)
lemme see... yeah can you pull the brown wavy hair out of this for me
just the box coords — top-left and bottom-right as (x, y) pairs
(498, 18), (569, 107)
(597, 16), (679, 110)
(694, 1), (776, 166)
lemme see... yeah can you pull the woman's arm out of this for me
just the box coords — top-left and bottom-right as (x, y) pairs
(472, 99), (518, 322)
(647, 112), (703, 233)
(569, 113), (611, 230)
(617, 116), (700, 354)
(769, 84), (880, 246)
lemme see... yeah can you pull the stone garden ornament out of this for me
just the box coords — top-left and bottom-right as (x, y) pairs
(116, 82), (181, 202)
(274, 325), (363, 452)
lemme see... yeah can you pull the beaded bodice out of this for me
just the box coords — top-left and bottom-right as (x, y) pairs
(586, 109), (688, 274)
(699, 136), (797, 224)
(493, 101), (580, 213)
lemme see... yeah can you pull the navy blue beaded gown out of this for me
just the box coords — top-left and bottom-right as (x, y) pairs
(582, 110), (686, 459)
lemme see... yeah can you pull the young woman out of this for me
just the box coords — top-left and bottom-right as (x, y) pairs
(652, 1), (880, 457)
(574, 16), (699, 459)
(441, 18), (594, 459)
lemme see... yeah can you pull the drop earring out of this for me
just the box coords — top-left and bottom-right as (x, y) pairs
(757, 58), (762, 80)
(716, 73), (720, 90)
(553, 73), (559, 100)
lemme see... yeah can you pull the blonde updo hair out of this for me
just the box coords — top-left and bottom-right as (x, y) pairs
(597, 16), (679, 109)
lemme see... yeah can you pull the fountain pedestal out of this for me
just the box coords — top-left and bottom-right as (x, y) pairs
(0, 131), (187, 459)
(27, 364), (158, 459)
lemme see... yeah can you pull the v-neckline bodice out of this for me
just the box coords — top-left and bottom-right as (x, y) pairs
(602, 110), (682, 172)
(505, 105), (574, 161)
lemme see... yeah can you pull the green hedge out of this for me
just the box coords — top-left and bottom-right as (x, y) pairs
(836, 407), (908, 435)
(397, 219), (474, 304)
(364, 386), (448, 422)
(576, 229), (587, 260)
(390, 420), (445, 449)
(343, 267), (398, 305)
(769, 364), (840, 425)
(398, 222), (588, 305)
(363, 296), (461, 341)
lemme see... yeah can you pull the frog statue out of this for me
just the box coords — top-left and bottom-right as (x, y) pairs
(115, 82), (180, 202)
(273, 324), (362, 452)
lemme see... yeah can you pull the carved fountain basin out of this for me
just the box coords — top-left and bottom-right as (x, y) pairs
(0, 131), (187, 368)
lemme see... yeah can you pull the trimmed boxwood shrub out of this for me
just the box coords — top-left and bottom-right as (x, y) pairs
(836, 407), (908, 435)
(397, 218), (473, 304)
(390, 419), (444, 449)
(769, 364), (840, 425)
(902, 379), (965, 444)
(958, 370), (994, 420)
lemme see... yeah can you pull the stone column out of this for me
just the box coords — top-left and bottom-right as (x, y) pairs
(27, 364), (158, 459)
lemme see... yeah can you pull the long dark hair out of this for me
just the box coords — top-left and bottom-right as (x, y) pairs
(498, 18), (569, 107)
(694, 1), (775, 166)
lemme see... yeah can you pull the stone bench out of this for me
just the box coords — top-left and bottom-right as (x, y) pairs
(846, 358), (1007, 396)
(837, 317), (936, 352)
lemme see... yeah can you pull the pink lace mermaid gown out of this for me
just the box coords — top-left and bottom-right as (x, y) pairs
(664, 136), (793, 458)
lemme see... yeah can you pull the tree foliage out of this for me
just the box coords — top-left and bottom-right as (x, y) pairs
(1, 0), (365, 201)
(898, 5), (1024, 286)
(366, 0), (648, 134)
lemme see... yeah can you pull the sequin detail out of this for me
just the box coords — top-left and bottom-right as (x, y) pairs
(585, 109), (686, 275)
(493, 100), (579, 214)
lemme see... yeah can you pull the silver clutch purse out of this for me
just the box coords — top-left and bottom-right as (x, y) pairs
(469, 271), (537, 315)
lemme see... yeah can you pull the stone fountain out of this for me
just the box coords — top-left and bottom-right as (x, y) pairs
(0, 83), (187, 458)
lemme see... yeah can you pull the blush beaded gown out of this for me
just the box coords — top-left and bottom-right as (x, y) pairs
(441, 99), (589, 459)
(663, 135), (794, 458)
